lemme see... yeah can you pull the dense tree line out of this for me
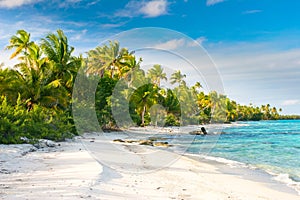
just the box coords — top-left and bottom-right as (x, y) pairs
(0, 29), (294, 143)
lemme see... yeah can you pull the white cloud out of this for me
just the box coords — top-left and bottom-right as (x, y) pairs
(282, 100), (300, 106)
(70, 29), (87, 41)
(115, 0), (169, 18)
(87, 0), (100, 7)
(0, 19), (52, 67)
(153, 39), (185, 50)
(101, 22), (126, 29)
(66, 0), (81, 2)
(206, 0), (225, 6)
(58, 0), (82, 8)
(243, 10), (262, 14)
(140, 0), (168, 17)
(0, 20), (51, 43)
(211, 45), (300, 85)
(188, 36), (207, 47)
(0, 0), (40, 8)
(203, 40), (300, 114)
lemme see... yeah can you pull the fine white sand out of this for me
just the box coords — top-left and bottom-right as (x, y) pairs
(0, 132), (299, 200)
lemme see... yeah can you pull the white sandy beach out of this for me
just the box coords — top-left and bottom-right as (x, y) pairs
(0, 132), (299, 200)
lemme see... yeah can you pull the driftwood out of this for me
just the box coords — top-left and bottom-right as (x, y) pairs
(113, 138), (171, 147)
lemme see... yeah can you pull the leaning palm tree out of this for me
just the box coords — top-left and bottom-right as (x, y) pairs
(6, 30), (33, 59)
(170, 70), (186, 86)
(147, 64), (167, 87)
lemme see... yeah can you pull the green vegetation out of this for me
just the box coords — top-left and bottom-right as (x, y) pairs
(0, 30), (78, 143)
(0, 29), (295, 144)
(0, 95), (73, 144)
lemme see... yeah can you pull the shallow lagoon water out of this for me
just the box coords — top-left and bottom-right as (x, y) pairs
(186, 120), (300, 194)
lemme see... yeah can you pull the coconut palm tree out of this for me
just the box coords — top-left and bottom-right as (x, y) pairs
(130, 83), (159, 126)
(87, 41), (131, 79)
(225, 99), (237, 122)
(147, 64), (167, 87)
(0, 67), (22, 103)
(271, 106), (279, 119)
(170, 70), (186, 86)
(6, 30), (33, 59)
(41, 29), (81, 92)
(15, 43), (68, 110)
(163, 89), (180, 115)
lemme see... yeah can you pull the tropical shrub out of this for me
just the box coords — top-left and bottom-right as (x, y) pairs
(0, 95), (74, 144)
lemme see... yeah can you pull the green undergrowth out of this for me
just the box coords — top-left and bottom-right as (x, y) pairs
(0, 95), (75, 144)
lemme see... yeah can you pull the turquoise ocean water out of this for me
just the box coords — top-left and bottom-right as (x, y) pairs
(185, 120), (300, 194)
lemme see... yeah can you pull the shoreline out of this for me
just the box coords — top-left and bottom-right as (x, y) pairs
(1, 132), (299, 199)
(185, 153), (300, 196)
(126, 123), (300, 195)
(111, 127), (300, 196)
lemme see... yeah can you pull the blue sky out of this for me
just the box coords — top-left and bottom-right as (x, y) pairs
(0, 0), (300, 114)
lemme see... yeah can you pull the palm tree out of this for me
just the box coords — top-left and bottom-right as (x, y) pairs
(170, 70), (186, 86)
(15, 43), (68, 110)
(86, 41), (117, 77)
(87, 41), (131, 78)
(261, 104), (271, 120)
(225, 99), (237, 122)
(41, 29), (81, 92)
(191, 81), (202, 95)
(117, 49), (140, 77)
(6, 30), (33, 59)
(163, 89), (180, 115)
(147, 64), (167, 86)
(130, 83), (159, 126)
(271, 107), (279, 119)
(0, 67), (23, 102)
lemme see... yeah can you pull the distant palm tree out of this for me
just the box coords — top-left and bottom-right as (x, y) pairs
(147, 64), (167, 87)
(6, 30), (33, 59)
(87, 41), (129, 78)
(225, 99), (237, 122)
(130, 83), (158, 126)
(170, 70), (186, 86)
(163, 89), (180, 115)
(118, 50), (141, 76)
(191, 81), (202, 94)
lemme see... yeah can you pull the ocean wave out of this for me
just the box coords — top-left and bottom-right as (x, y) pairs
(208, 156), (300, 195)
(196, 154), (254, 169)
(272, 173), (300, 195)
(185, 153), (300, 195)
